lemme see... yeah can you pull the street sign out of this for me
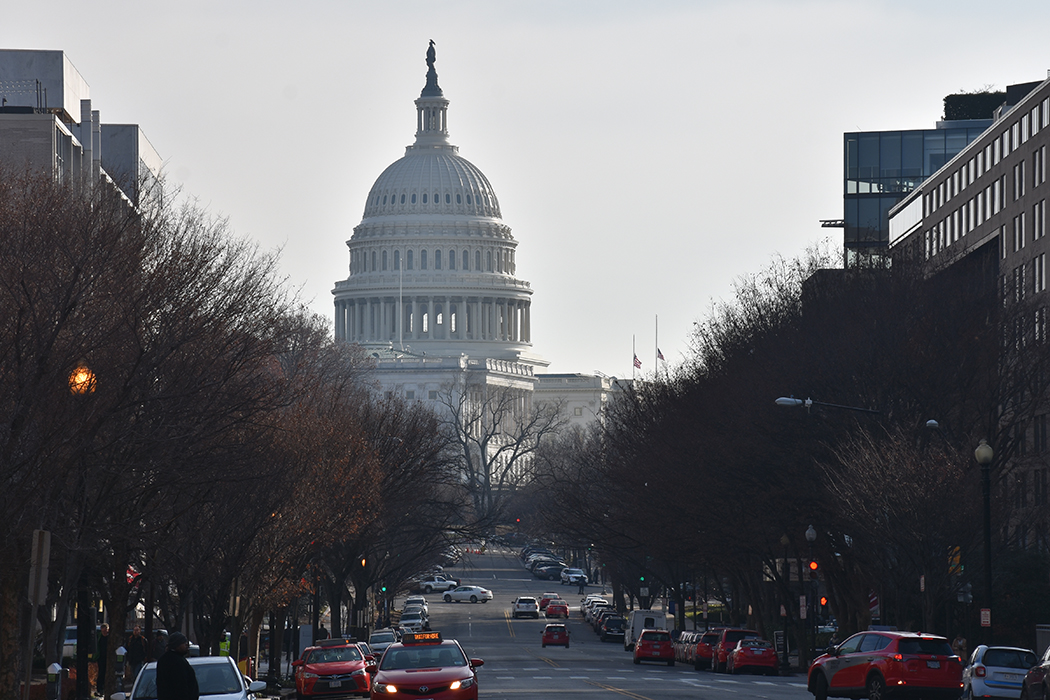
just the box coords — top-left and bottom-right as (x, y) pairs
(639, 587), (649, 597)
(981, 608), (991, 627)
(27, 530), (50, 607)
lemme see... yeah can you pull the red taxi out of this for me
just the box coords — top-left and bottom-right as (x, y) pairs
(367, 631), (484, 700)
(712, 628), (759, 673)
(293, 637), (371, 698)
(545, 600), (569, 618)
(727, 638), (778, 675)
(807, 631), (962, 700)
(541, 624), (569, 648)
(633, 629), (674, 666)
(693, 629), (724, 670)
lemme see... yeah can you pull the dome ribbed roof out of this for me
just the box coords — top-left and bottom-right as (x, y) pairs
(362, 147), (502, 219)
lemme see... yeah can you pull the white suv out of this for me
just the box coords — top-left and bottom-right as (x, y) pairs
(512, 596), (540, 619)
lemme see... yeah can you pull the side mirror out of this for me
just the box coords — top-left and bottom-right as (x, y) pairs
(470, 658), (484, 668)
(365, 664), (378, 674)
(292, 659), (303, 667)
(248, 681), (266, 692)
(825, 645), (838, 657)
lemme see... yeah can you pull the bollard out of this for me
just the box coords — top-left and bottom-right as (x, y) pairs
(46, 663), (63, 700)
(115, 646), (127, 692)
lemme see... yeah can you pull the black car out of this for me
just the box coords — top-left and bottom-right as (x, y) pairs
(600, 616), (627, 643)
(533, 564), (566, 581)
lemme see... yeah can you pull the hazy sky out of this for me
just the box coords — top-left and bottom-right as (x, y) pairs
(6, 1), (1050, 377)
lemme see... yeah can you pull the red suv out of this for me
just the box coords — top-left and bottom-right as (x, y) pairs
(633, 629), (674, 666)
(693, 629), (724, 671)
(807, 631), (963, 700)
(712, 628), (759, 673)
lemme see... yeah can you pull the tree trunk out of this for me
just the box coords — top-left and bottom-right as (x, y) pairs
(0, 564), (22, 700)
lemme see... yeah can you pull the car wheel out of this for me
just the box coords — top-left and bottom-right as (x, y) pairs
(470, 595), (478, 603)
(866, 673), (886, 700)
(812, 672), (829, 700)
(444, 594), (452, 603)
(424, 586), (433, 593)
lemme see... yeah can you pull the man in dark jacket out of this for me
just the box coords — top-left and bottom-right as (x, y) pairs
(156, 632), (198, 700)
(125, 626), (148, 682)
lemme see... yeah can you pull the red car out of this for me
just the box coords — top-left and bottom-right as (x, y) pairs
(712, 628), (759, 673)
(633, 629), (674, 666)
(541, 624), (570, 648)
(545, 600), (569, 618)
(807, 631), (963, 700)
(538, 593), (559, 611)
(293, 637), (372, 698)
(693, 629), (724, 670)
(727, 638), (778, 675)
(367, 631), (483, 700)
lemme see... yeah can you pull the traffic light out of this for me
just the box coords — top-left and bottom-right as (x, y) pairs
(639, 575), (645, 582)
(820, 596), (828, 607)
(809, 560), (819, 572)
(381, 585), (387, 593)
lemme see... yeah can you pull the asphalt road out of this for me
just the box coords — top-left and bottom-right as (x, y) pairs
(412, 547), (815, 700)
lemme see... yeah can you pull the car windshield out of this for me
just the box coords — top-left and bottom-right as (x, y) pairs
(133, 663), (241, 699)
(983, 648), (1037, 668)
(725, 631), (758, 644)
(642, 632), (671, 642)
(380, 646), (467, 670)
(370, 633), (395, 644)
(308, 647), (362, 663)
(898, 639), (953, 656)
(605, 619), (626, 629)
(741, 639), (772, 648)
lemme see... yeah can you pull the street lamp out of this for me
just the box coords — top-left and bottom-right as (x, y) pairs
(974, 439), (994, 643)
(69, 361), (97, 700)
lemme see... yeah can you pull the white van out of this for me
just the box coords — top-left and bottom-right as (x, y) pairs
(624, 610), (674, 650)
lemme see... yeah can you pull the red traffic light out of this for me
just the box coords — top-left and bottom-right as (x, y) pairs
(820, 596), (828, 606)
(809, 560), (819, 571)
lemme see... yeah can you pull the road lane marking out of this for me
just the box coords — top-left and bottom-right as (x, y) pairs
(584, 680), (653, 699)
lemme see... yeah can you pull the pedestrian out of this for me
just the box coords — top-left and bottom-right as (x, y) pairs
(156, 632), (198, 700)
(151, 630), (168, 663)
(952, 633), (967, 660)
(577, 575), (585, 594)
(126, 625), (148, 682)
(95, 623), (110, 696)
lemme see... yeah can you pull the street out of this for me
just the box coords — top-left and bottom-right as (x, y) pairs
(422, 547), (814, 700)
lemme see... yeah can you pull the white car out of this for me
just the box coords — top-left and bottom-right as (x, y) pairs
(962, 645), (1035, 699)
(512, 596), (540, 619)
(443, 585), (493, 603)
(560, 568), (589, 585)
(398, 612), (429, 632)
(403, 595), (429, 615)
(113, 655), (265, 700)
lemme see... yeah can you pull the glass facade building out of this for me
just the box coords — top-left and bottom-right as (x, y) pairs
(844, 120), (990, 267)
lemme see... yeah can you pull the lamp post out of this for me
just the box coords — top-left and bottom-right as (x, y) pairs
(805, 525), (817, 664)
(69, 362), (96, 700)
(780, 534), (790, 673)
(974, 439), (994, 644)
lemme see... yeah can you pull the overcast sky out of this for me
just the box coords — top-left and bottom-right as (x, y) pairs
(6, 0), (1050, 377)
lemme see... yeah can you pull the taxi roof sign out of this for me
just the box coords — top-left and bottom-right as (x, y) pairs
(401, 631), (442, 644)
(316, 637), (357, 647)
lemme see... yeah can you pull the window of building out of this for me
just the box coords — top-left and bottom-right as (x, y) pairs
(450, 309), (456, 333)
(400, 194), (406, 204)
(434, 249), (441, 270)
(574, 407), (583, 416)
(421, 311), (428, 333)
(394, 250), (401, 270)
(1014, 213), (1026, 251)
(423, 193), (428, 204)
(449, 250), (456, 270)
(405, 390), (415, 400)
(1036, 253), (1047, 293)
(487, 251), (493, 271)
(1015, 265), (1026, 303)
(384, 391), (393, 400)
(420, 249), (428, 270)
(463, 250), (469, 270)
(411, 193), (417, 204)
(407, 250), (414, 270)
(466, 194), (471, 204)
(1023, 114), (1031, 143)
(1037, 307), (1047, 343)
(371, 251), (377, 271)
(456, 193), (462, 204)
(1017, 472), (1028, 509)
(475, 251), (481, 270)
(383, 250), (388, 270)
(1001, 225), (1009, 260)
(1013, 122), (1021, 151)
(1037, 415), (1048, 454)
(429, 390), (438, 400)
(445, 193), (451, 204)
(1036, 200), (1046, 240)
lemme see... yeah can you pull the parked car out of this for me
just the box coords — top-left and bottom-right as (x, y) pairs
(712, 628), (760, 673)
(113, 655), (266, 700)
(674, 630), (700, 665)
(964, 645), (1035, 699)
(443, 585), (493, 603)
(633, 629), (674, 666)
(533, 564), (566, 581)
(807, 631), (963, 700)
(1022, 642), (1050, 700)
(727, 638), (778, 675)
(560, 568), (589, 586)
(403, 595), (429, 615)
(512, 597), (540, 619)
(541, 624), (570, 648)
(415, 575), (460, 594)
(599, 616), (627, 644)
(538, 593), (560, 610)
(545, 600), (569, 618)
(693, 629), (724, 670)
(367, 629), (399, 655)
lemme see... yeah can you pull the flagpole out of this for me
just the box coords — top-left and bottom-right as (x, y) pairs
(632, 335), (636, 380)
(655, 315), (658, 373)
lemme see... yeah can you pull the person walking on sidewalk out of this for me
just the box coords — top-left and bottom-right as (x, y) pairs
(157, 632), (198, 700)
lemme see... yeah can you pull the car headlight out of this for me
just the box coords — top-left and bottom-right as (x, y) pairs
(351, 668), (365, 676)
(303, 672), (319, 679)
(382, 684), (398, 693)
(450, 677), (475, 690)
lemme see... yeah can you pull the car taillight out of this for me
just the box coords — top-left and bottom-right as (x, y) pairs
(975, 666), (986, 677)
(892, 653), (903, 662)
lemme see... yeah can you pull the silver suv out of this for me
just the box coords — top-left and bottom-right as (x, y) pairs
(512, 596), (539, 619)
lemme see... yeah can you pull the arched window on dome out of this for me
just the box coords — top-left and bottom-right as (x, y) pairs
(422, 311), (429, 334)
(423, 193), (428, 204)
(383, 195), (388, 205)
(466, 194), (472, 205)
(450, 307), (457, 334)
(475, 251), (481, 271)
(510, 250), (515, 274)
(487, 250), (493, 272)
(434, 249), (441, 270)
(400, 194), (406, 204)
(406, 250), (414, 270)
(411, 193), (417, 204)
(383, 250), (388, 271)
(449, 250), (456, 270)
(463, 251), (470, 270)
(456, 194), (462, 204)
(434, 192), (438, 204)
(371, 251), (377, 272)
(497, 252), (503, 273)
(445, 193), (451, 204)
(420, 249), (428, 270)
(394, 250), (400, 270)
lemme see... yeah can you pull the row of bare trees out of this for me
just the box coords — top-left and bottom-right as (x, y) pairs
(532, 241), (1050, 657)
(0, 170), (466, 698)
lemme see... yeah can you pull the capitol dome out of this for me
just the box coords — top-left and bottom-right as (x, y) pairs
(332, 43), (538, 367)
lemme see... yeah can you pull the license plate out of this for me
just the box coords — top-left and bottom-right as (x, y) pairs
(330, 680), (341, 688)
(652, 651), (660, 655)
(926, 661), (940, 669)
(1003, 673), (1021, 681)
